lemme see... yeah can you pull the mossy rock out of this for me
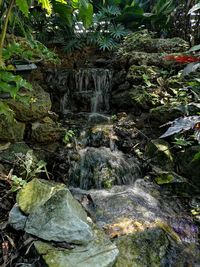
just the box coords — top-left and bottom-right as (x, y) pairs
(129, 86), (160, 110)
(127, 52), (173, 68)
(114, 227), (169, 267)
(31, 117), (66, 143)
(149, 105), (183, 127)
(145, 139), (174, 170)
(121, 30), (189, 53)
(0, 115), (25, 142)
(0, 141), (34, 162)
(5, 83), (51, 122)
(127, 65), (161, 84)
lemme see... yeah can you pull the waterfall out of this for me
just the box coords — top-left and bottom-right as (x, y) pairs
(60, 68), (112, 114)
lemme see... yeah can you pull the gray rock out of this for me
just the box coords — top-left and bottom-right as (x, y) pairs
(8, 204), (27, 230)
(34, 229), (118, 267)
(25, 188), (93, 244)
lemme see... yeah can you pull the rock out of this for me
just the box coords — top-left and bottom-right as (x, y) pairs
(86, 124), (116, 148)
(127, 65), (161, 84)
(17, 179), (64, 214)
(31, 117), (66, 143)
(5, 83), (51, 122)
(25, 189), (93, 244)
(114, 227), (169, 267)
(69, 147), (141, 189)
(8, 204), (27, 230)
(149, 105), (183, 127)
(111, 90), (136, 112)
(17, 179), (93, 245)
(34, 229), (118, 267)
(0, 114), (25, 142)
(120, 30), (189, 53)
(145, 139), (174, 170)
(71, 181), (200, 266)
(0, 142), (32, 163)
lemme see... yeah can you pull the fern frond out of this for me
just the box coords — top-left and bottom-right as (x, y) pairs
(97, 36), (117, 51)
(109, 24), (129, 39)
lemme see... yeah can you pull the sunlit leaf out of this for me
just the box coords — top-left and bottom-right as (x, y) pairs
(188, 3), (200, 14)
(160, 116), (200, 138)
(16, 0), (29, 17)
(37, 0), (52, 14)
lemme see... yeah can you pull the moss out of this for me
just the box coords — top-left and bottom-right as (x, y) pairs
(114, 227), (169, 267)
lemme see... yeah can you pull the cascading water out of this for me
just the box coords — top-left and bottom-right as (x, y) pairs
(60, 68), (112, 114)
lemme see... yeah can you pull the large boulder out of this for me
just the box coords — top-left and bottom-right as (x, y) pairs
(5, 83), (51, 122)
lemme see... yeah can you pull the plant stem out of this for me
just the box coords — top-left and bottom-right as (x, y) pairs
(0, 0), (15, 67)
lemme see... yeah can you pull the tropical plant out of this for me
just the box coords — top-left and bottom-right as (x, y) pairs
(0, 0), (93, 66)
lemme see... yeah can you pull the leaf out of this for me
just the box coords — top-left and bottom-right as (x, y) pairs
(78, 3), (93, 28)
(183, 63), (200, 75)
(37, 0), (52, 14)
(189, 44), (200, 52)
(188, 3), (200, 14)
(16, 0), (29, 17)
(160, 116), (200, 138)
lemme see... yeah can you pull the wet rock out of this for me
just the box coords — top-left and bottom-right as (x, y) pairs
(69, 147), (141, 189)
(31, 117), (66, 143)
(145, 139), (174, 170)
(34, 228), (118, 267)
(0, 115), (25, 142)
(17, 179), (93, 244)
(86, 124), (116, 148)
(5, 83), (51, 122)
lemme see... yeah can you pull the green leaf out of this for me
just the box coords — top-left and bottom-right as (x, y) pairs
(189, 44), (200, 52)
(16, 0), (29, 17)
(0, 102), (14, 122)
(37, 0), (52, 14)
(52, 0), (73, 26)
(78, 3), (93, 28)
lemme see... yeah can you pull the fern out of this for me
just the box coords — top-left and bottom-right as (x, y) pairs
(64, 38), (85, 53)
(97, 35), (117, 51)
(109, 24), (129, 39)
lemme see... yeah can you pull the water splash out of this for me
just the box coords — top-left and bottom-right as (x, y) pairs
(69, 147), (141, 190)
